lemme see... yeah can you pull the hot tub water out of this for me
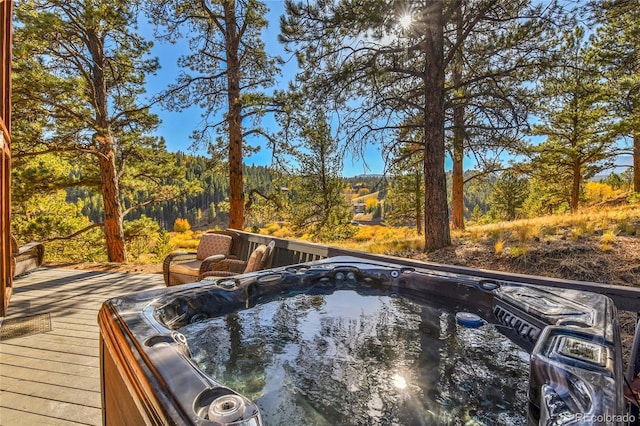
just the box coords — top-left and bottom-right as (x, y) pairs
(180, 291), (529, 425)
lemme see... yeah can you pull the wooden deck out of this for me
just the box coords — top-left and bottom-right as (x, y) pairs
(0, 268), (164, 425)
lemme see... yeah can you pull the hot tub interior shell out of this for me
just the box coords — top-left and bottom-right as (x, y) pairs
(99, 256), (625, 425)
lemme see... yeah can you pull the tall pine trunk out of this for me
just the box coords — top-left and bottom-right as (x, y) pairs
(634, 124), (639, 193)
(89, 29), (126, 262)
(224, 1), (244, 230)
(451, 3), (465, 230)
(415, 171), (423, 235)
(451, 145), (464, 229)
(422, 1), (451, 251)
(571, 161), (581, 212)
(98, 139), (125, 262)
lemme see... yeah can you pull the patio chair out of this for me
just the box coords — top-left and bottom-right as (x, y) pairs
(11, 234), (44, 277)
(198, 240), (276, 281)
(163, 231), (240, 286)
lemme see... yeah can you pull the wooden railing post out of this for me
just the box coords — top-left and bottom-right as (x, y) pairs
(0, 0), (13, 317)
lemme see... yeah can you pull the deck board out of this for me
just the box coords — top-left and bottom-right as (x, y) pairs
(0, 390), (100, 425)
(2, 355), (100, 382)
(0, 407), (85, 426)
(0, 267), (164, 425)
(0, 353), (99, 378)
(4, 338), (99, 357)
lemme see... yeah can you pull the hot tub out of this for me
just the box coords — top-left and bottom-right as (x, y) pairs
(98, 256), (625, 425)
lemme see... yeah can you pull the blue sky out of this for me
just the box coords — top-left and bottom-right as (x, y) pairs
(141, 1), (387, 177)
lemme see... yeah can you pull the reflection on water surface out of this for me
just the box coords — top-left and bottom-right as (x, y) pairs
(179, 291), (529, 425)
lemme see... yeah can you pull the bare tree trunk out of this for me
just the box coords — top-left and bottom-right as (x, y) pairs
(634, 127), (639, 193)
(422, 1), (451, 251)
(451, 1), (465, 231)
(415, 171), (423, 235)
(224, 1), (244, 230)
(451, 119), (464, 230)
(98, 139), (126, 262)
(88, 29), (126, 262)
(571, 161), (581, 212)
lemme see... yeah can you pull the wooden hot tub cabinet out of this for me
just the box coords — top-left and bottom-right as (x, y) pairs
(99, 302), (187, 426)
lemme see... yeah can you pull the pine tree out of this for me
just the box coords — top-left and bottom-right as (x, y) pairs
(447, 1), (559, 230)
(12, 0), (191, 261)
(288, 112), (354, 241)
(149, 0), (281, 230)
(385, 143), (423, 234)
(528, 26), (619, 212)
(281, 0), (449, 250)
(590, 0), (640, 192)
(487, 170), (529, 221)
(281, 0), (562, 250)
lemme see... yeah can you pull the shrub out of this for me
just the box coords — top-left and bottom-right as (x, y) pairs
(509, 245), (529, 259)
(489, 227), (505, 241)
(173, 218), (191, 233)
(509, 246), (522, 257)
(153, 229), (173, 260)
(365, 198), (379, 212)
(494, 239), (505, 255)
(601, 230), (616, 252)
(571, 222), (592, 241)
(540, 226), (557, 237)
(170, 232), (199, 250)
(627, 193), (640, 204)
(469, 228), (483, 243)
(584, 181), (614, 204)
(272, 226), (295, 239)
(124, 215), (161, 261)
(365, 237), (423, 255)
(263, 222), (281, 235)
(471, 205), (483, 223)
(571, 227), (583, 241)
(513, 222), (540, 243)
(12, 189), (106, 262)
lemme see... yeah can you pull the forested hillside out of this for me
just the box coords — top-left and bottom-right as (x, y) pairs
(67, 153), (276, 230)
(63, 153), (506, 233)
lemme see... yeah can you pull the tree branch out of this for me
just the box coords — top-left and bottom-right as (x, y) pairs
(44, 223), (104, 242)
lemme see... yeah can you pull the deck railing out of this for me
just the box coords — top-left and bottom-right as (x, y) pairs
(234, 230), (640, 313)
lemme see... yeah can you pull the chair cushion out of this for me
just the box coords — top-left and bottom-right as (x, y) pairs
(214, 230), (242, 257)
(168, 259), (205, 286)
(244, 245), (267, 273)
(167, 271), (200, 286)
(170, 260), (202, 277)
(197, 233), (232, 260)
(261, 240), (276, 269)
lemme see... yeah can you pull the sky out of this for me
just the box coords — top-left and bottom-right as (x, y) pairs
(141, 1), (387, 177)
